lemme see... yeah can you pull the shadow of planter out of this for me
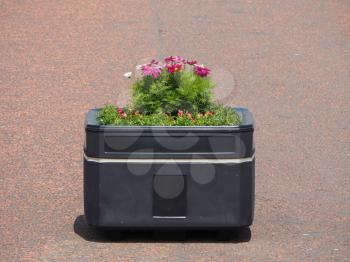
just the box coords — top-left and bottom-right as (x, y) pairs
(73, 215), (252, 243)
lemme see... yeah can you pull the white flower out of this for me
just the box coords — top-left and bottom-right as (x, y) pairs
(123, 72), (132, 78)
(135, 64), (146, 70)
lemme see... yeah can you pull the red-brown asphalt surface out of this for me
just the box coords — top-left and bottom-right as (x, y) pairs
(1, 1), (349, 261)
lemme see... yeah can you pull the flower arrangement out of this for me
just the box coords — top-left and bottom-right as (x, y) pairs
(98, 56), (241, 126)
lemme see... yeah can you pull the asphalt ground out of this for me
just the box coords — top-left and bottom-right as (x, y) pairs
(1, 1), (349, 261)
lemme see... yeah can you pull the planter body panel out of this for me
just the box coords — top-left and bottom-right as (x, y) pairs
(84, 108), (255, 229)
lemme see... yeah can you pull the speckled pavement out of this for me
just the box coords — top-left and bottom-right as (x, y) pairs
(1, 1), (349, 261)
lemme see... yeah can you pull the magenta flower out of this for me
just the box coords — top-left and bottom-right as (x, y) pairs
(164, 56), (174, 63)
(117, 107), (127, 118)
(164, 55), (185, 64)
(186, 60), (197, 65)
(166, 63), (182, 73)
(194, 64), (211, 77)
(173, 56), (185, 63)
(141, 64), (161, 78)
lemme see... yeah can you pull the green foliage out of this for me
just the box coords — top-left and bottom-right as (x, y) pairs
(132, 70), (214, 114)
(190, 105), (241, 126)
(97, 104), (121, 125)
(98, 104), (241, 126)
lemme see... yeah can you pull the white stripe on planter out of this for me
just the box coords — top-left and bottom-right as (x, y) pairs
(152, 216), (186, 219)
(84, 153), (255, 164)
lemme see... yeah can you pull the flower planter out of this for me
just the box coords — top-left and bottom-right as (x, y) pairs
(84, 107), (255, 230)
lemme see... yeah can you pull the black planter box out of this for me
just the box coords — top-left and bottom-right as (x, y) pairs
(84, 108), (255, 230)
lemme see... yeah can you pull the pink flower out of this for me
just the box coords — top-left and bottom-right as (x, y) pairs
(186, 60), (197, 65)
(164, 56), (175, 63)
(205, 111), (214, 116)
(166, 63), (182, 73)
(173, 56), (185, 63)
(194, 64), (211, 77)
(117, 107), (127, 118)
(141, 64), (161, 78)
(186, 112), (193, 119)
(164, 55), (185, 63)
(177, 110), (183, 117)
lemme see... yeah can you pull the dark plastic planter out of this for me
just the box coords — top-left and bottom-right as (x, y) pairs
(84, 108), (255, 230)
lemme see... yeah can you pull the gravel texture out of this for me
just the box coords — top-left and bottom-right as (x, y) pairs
(1, 0), (349, 261)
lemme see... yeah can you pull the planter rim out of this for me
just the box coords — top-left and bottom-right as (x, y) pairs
(85, 107), (254, 132)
